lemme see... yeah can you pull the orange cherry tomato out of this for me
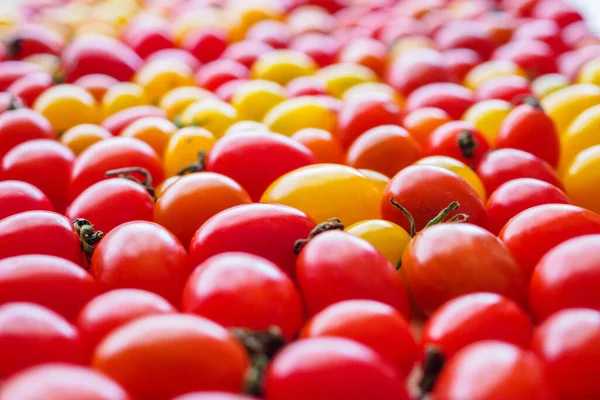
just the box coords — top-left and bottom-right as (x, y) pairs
(291, 128), (344, 164)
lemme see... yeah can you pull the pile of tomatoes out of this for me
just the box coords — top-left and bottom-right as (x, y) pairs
(1, 0), (600, 398)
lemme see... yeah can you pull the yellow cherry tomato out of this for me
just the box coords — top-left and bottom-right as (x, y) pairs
(22, 54), (62, 76)
(559, 104), (600, 174)
(315, 63), (378, 98)
(226, 1), (282, 42)
(358, 169), (390, 194)
(345, 219), (410, 267)
(462, 99), (512, 144)
(464, 60), (526, 90)
(342, 82), (404, 107)
(390, 36), (436, 60)
(178, 98), (237, 138)
(135, 59), (194, 103)
(532, 73), (570, 99)
(102, 82), (149, 117)
(263, 96), (337, 136)
(120, 117), (177, 157)
(225, 120), (270, 135)
(60, 124), (112, 155)
(163, 126), (216, 177)
(578, 58), (600, 86)
(231, 80), (287, 121)
(260, 164), (382, 225)
(563, 144), (600, 213)
(251, 50), (317, 86)
(159, 86), (216, 120)
(541, 84), (600, 135)
(33, 84), (99, 134)
(415, 156), (487, 201)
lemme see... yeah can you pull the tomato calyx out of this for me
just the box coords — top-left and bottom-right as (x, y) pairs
(73, 218), (104, 266)
(105, 167), (156, 200)
(512, 94), (544, 110)
(390, 197), (468, 239)
(6, 38), (22, 60)
(6, 95), (24, 111)
(232, 326), (287, 397)
(457, 130), (477, 159)
(293, 217), (345, 254)
(417, 345), (446, 400)
(177, 151), (206, 176)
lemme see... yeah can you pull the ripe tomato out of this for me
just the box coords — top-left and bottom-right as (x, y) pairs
(101, 106), (167, 135)
(532, 73), (569, 99)
(297, 230), (410, 318)
(178, 98), (237, 138)
(90, 221), (191, 305)
(464, 59), (526, 90)
(33, 84), (99, 134)
(289, 33), (339, 68)
(475, 75), (533, 103)
(385, 48), (449, 97)
(93, 314), (249, 399)
(263, 96), (337, 136)
(222, 40), (275, 69)
(403, 107), (452, 146)
(0, 180), (53, 220)
(6, 23), (63, 59)
(0, 61), (41, 91)
(154, 172), (252, 248)
(195, 60), (249, 92)
(424, 121), (490, 169)
(499, 204), (600, 279)
(182, 252), (304, 340)
(6, 71), (53, 107)
(0, 108), (53, 161)
(189, 203), (315, 277)
(286, 76), (328, 97)
(247, 20), (293, 50)
(513, 19), (566, 54)
(381, 165), (488, 233)
(135, 60), (194, 103)
(291, 128), (344, 164)
(120, 117), (177, 158)
(493, 39), (557, 77)
(560, 104), (600, 174)
(147, 48), (201, 72)
(0, 303), (87, 378)
(77, 288), (175, 350)
(541, 84), (600, 135)
(101, 83), (149, 117)
(302, 300), (417, 376)
(59, 124), (112, 156)
(530, 235), (600, 321)
(415, 156), (487, 201)
(231, 80), (286, 122)
(338, 38), (387, 76)
(406, 83), (475, 120)
(435, 20), (495, 59)
(173, 393), (254, 400)
(315, 63), (377, 99)
(432, 341), (554, 400)
(74, 74), (119, 102)
(345, 219), (410, 267)
(532, 308), (600, 400)
(462, 99), (512, 145)
(563, 145), (600, 214)
(251, 50), (317, 86)
(422, 292), (532, 359)
(124, 17), (173, 59)
(443, 48), (482, 84)
(403, 224), (526, 316)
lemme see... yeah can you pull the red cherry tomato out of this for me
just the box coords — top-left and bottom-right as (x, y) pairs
(101, 105), (167, 135)
(559, 45), (600, 81)
(206, 131), (316, 201)
(562, 21), (593, 49)
(6, 24), (63, 59)
(406, 83), (475, 120)
(435, 20), (495, 59)
(93, 314), (249, 399)
(183, 28), (228, 64)
(91, 221), (191, 305)
(172, 393), (254, 400)
(493, 39), (557, 76)
(532, 308), (600, 400)
(289, 33), (339, 67)
(123, 18), (173, 59)
(385, 49), (449, 97)
(0, 180), (53, 220)
(475, 75), (533, 103)
(433, 341), (555, 400)
(476, 148), (563, 195)
(0, 61), (41, 91)
(195, 60), (249, 92)
(189, 203), (316, 278)
(513, 19), (567, 54)
(66, 178), (154, 234)
(69, 137), (164, 201)
(499, 204), (600, 279)
(381, 165), (488, 233)
(77, 288), (175, 350)
(0, 303), (87, 378)
(247, 20), (293, 49)
(265, 337), (410, 400)
(443, 48), (482, 83)
(0, 108), (54, 160)
(286, 76), (328, 97)
(182, 252), (304, 340)
(487, 178), (571, 235)
(422, 292), (532, 359)
(302, 299), (417, 376)
(6, 71), (53, 107)
(530, 235), (600, 322)
(297, 230), (410, 318)
(533, 0), (582, 27)
(0, 364), (130, 400)
(222, 40), (274, 69)
(424, 121), (490, 169)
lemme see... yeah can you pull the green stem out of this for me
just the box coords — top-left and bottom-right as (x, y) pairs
(390, 197), (416, 238)
(73, 218), (104, 267)
(424, 202), (460, 228)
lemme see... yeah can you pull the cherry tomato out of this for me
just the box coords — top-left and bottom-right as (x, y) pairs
(403, 107), (452, 146)
(415, 156), (487, 202)
(263, 96), (337, 136)
(182, 252), (304, 340)
(120, 117), (177, 157)
(289, 32), (339, 68)
(77, 288), (175, 350)
(265, 337), (410, 400)
(315, 63), (377, 99)
(173, 393), (254, 400)
(0, 363), (130, 400)
(531, 73), (569, 99)
(475, 75), (533, 103)
(514, 19), (567, 54)
(135, 59), (194, 103)
(147, 48), (201, 72)
(533, 0), (582, 27)
(0, 180), (53, 220)
(163, 127), (215, 177)
(291, 128), (344, 164)
(386, 48), (449, 97)
(222, 40), (274, 69)
(74, 74), (120, 103)
(33, 84), (99, 134)
(435, 20), (495, 59)
(231, 80), (287, 121)
(563, 145), (600, 213)
(499, 204), (600, 279)
(406, 83), (475, 120)
(102, 83), (149, 117)
(195, 60), (249, 92)
(123, 17), (174, 59)
(286, 76), (328, 97)
(462, 99), (512, 145)
(60, 124), (112, 156)
(101, 106), (167, 135)
(183, 27), (227, 65)
(93, 314), (249, 399)
(443, 48), (482, 84)
(338, 38), (387, 77)
(0, 61), (41, 91)
(433, 341), (554, 400)
(6, 23), (63, 59)
(541, 84), (600, 135)
(0, 303), (87, 378)
(6, 71), (53, 107)
(178, 98), (237, 138)
(424, 121), (490, 169)
(493, 39), (557, 77)
(0, 108), (53, 161)
(464, 59), (526, 90)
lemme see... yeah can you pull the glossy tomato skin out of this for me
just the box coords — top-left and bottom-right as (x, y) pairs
(66, 179), (154, 235)
(172, 393), (254, 400)
(493, 39), (557, 76)
(499, 204), (600, 279)
(476, 149), (563, 195)
(532, 308), (600, 400)
(74, 74), (119, 102)
(222, 40), (274, 69)
(475, 75), (533, 103)
(0, 180), (53, 220)
(402, 224), (526, 316)
(422, 292), (533, 359)
(443, 48), (482, 84)
(6, 24), (63, 59)
(0, 363), (130, 400)
(381, 165), (488, 233)
(496, 102), (560, 168)
(101, 106), (167, 135)
(0, 211), (81, 265)
(69, 137), (164, 201)
(189, 203), (315, 278)
(93, 314), (249, 400)
(6, 71), (53, 107)
(265, 337), (410, 400)
(124, 20), (173, 59)
(296, 230), (410, 318)
(206, 132), (316, 201)
(195, 60), (249, 92)
(77, 288), (175, 350)
(385, 49), (449, 97)
(0, 61), (41, 91)
(183, 28), (228, 64)
(530, 235), (600, 322)
(435, 20), (496, 59)
(425, 121), (490, 169)
(405, 83), (475, 120)
(487, 179), (571, 235)
(302, 300), (417, 376)
(90, 221), (191, 306)
(0, 108), (53, 161)
(0, 303), (87, 378)
(433, 341), (555, 400)
(182, 253), (304, 340)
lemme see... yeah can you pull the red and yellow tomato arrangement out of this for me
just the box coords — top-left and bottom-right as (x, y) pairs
(1, 0), (600, 399)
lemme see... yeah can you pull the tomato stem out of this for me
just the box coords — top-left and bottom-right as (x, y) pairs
(73, 218), (104, 267)
(512, 94), (544, 110)
(457, 130), (477, 159)
(424, 202), (460, 228)
(6, 95), (23, 111)
(417, 345), (446, 399)
(177, 151), (206, 176)
(293, 217), (345, 254)
(390, 197), (417, 238)
(105, 167), (156, 201)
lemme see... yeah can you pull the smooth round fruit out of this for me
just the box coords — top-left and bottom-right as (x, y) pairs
(563, 145), (600, 213)
(345, 219), (410, 267)
(0, 180), (53, 220)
